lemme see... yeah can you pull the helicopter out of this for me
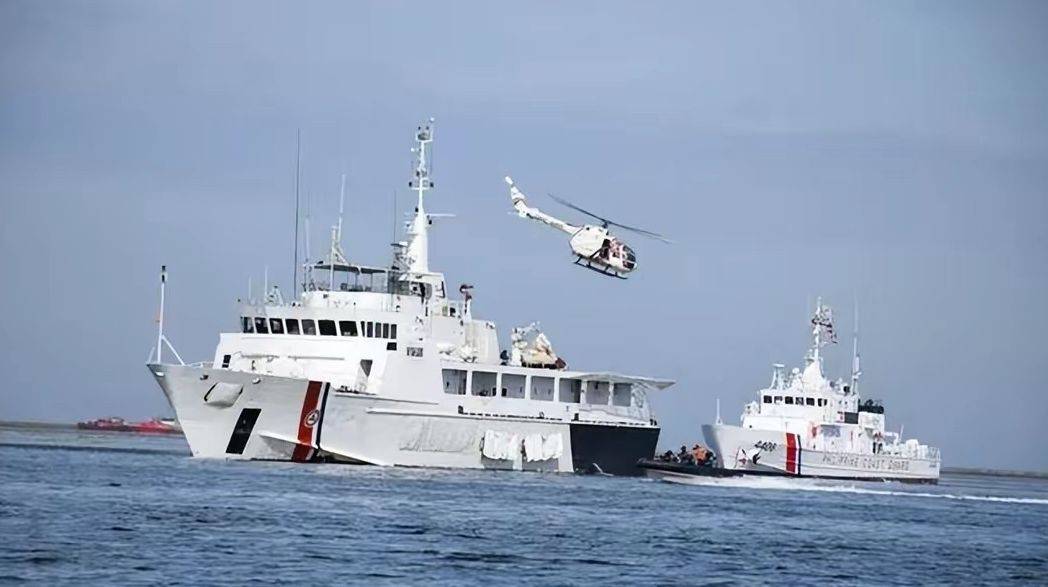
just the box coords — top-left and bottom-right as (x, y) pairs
(505, 176), (669, 279)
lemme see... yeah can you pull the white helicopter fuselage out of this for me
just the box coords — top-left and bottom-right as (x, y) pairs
(506, 177), (637, 277)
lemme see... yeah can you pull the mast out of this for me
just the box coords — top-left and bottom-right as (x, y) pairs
(807, 297), (836, 371)
(293, 129), (301, 297)
(810, 297), (823, 364)
(157, 265), (166, 363)
(327, 175), (349, 291)
(337, 173), (346, 246)
(404, 119), (435, 274)
(153, 265), (184, 365)
(304, 193), (312, 263)
(303, 187), (313, 290)
(851, 300), (861, 393)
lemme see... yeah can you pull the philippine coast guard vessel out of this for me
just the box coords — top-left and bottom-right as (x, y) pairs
(699, 300), (940, 483)
(147, 120), (672, 476)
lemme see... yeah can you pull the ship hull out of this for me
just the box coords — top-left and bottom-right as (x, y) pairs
(702, 424), (940, 483)
(148, 363), (657, 476)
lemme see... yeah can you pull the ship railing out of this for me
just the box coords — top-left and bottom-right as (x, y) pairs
(882, 444), (940, 461)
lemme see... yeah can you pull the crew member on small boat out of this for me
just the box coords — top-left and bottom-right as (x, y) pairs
(677, 445), (694, 464)
(691, 445), (717, 467)
(692, 444), (707, 464)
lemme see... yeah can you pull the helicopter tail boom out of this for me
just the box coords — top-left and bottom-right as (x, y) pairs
(505, 176), (578, 235)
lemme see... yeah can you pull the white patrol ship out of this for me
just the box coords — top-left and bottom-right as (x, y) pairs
(701, 300), (941, 483)
(146, 120), (672, 476)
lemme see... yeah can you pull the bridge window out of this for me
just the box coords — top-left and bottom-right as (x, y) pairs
(471, 371), (497, 396)
(339, 321), (358, 337)
(442, 369), (467, 395)
(382, 323), (390, 338)
(502, 374), (525, 399)
(773, 396), (782, 404)
(366, 322), (374, 338)
(269, 318), (284, 335)
(318, 320), (337, 336)
(559, 379), (582, 403)
(763, 395), (771, 404)
(301, 319), (317, 335)
(530, 376), (554, 401)
(285, 319), (300, 335)
(391, 324), (398, 339)
(612, 383), (632, 407)
(785, 397), (794, 405)
(588, 381), (611, 405)
(805, 397), (815, 406)
(241, 317), (253, 333)
(254, 317), (269, 334)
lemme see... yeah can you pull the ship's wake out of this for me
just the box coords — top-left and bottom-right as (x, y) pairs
(657, 475), (1048, 505)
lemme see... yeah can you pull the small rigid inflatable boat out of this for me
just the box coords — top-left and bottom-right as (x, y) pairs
(636, 458), (742, 482)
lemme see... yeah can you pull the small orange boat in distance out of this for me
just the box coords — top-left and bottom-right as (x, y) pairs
(77, 417), (182, 435)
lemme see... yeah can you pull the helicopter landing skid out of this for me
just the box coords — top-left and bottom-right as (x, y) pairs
(574, 256), (628, 279)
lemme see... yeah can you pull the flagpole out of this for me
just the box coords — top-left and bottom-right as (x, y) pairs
(158, 265), (166, 364)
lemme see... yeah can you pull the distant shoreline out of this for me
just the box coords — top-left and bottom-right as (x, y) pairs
(1, 420), (79, 430)
(941, 466), (1048, 480)
(2, 421), (1045, 478)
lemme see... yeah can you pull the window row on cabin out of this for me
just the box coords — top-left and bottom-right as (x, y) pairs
(241, 317), (397, 339)
(440, 370), (633, 406)
(763, 395), (828, 407)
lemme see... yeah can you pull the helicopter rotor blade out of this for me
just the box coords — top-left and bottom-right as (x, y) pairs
(604, 220), (674, 244)
(547, 193), (608, 224)
(547, 193), (672, 243)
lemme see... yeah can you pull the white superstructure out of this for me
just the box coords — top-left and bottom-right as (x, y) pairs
(147, 120), (672, 475)
(702, 300), (941, 482)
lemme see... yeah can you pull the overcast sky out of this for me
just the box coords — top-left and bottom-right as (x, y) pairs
(2, 1), (1046, 470)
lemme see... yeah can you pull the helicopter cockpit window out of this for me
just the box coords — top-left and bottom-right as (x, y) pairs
(623, 245), (636, 269)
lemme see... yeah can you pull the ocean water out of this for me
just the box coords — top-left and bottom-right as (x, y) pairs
(2, 427), (1046, 585)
